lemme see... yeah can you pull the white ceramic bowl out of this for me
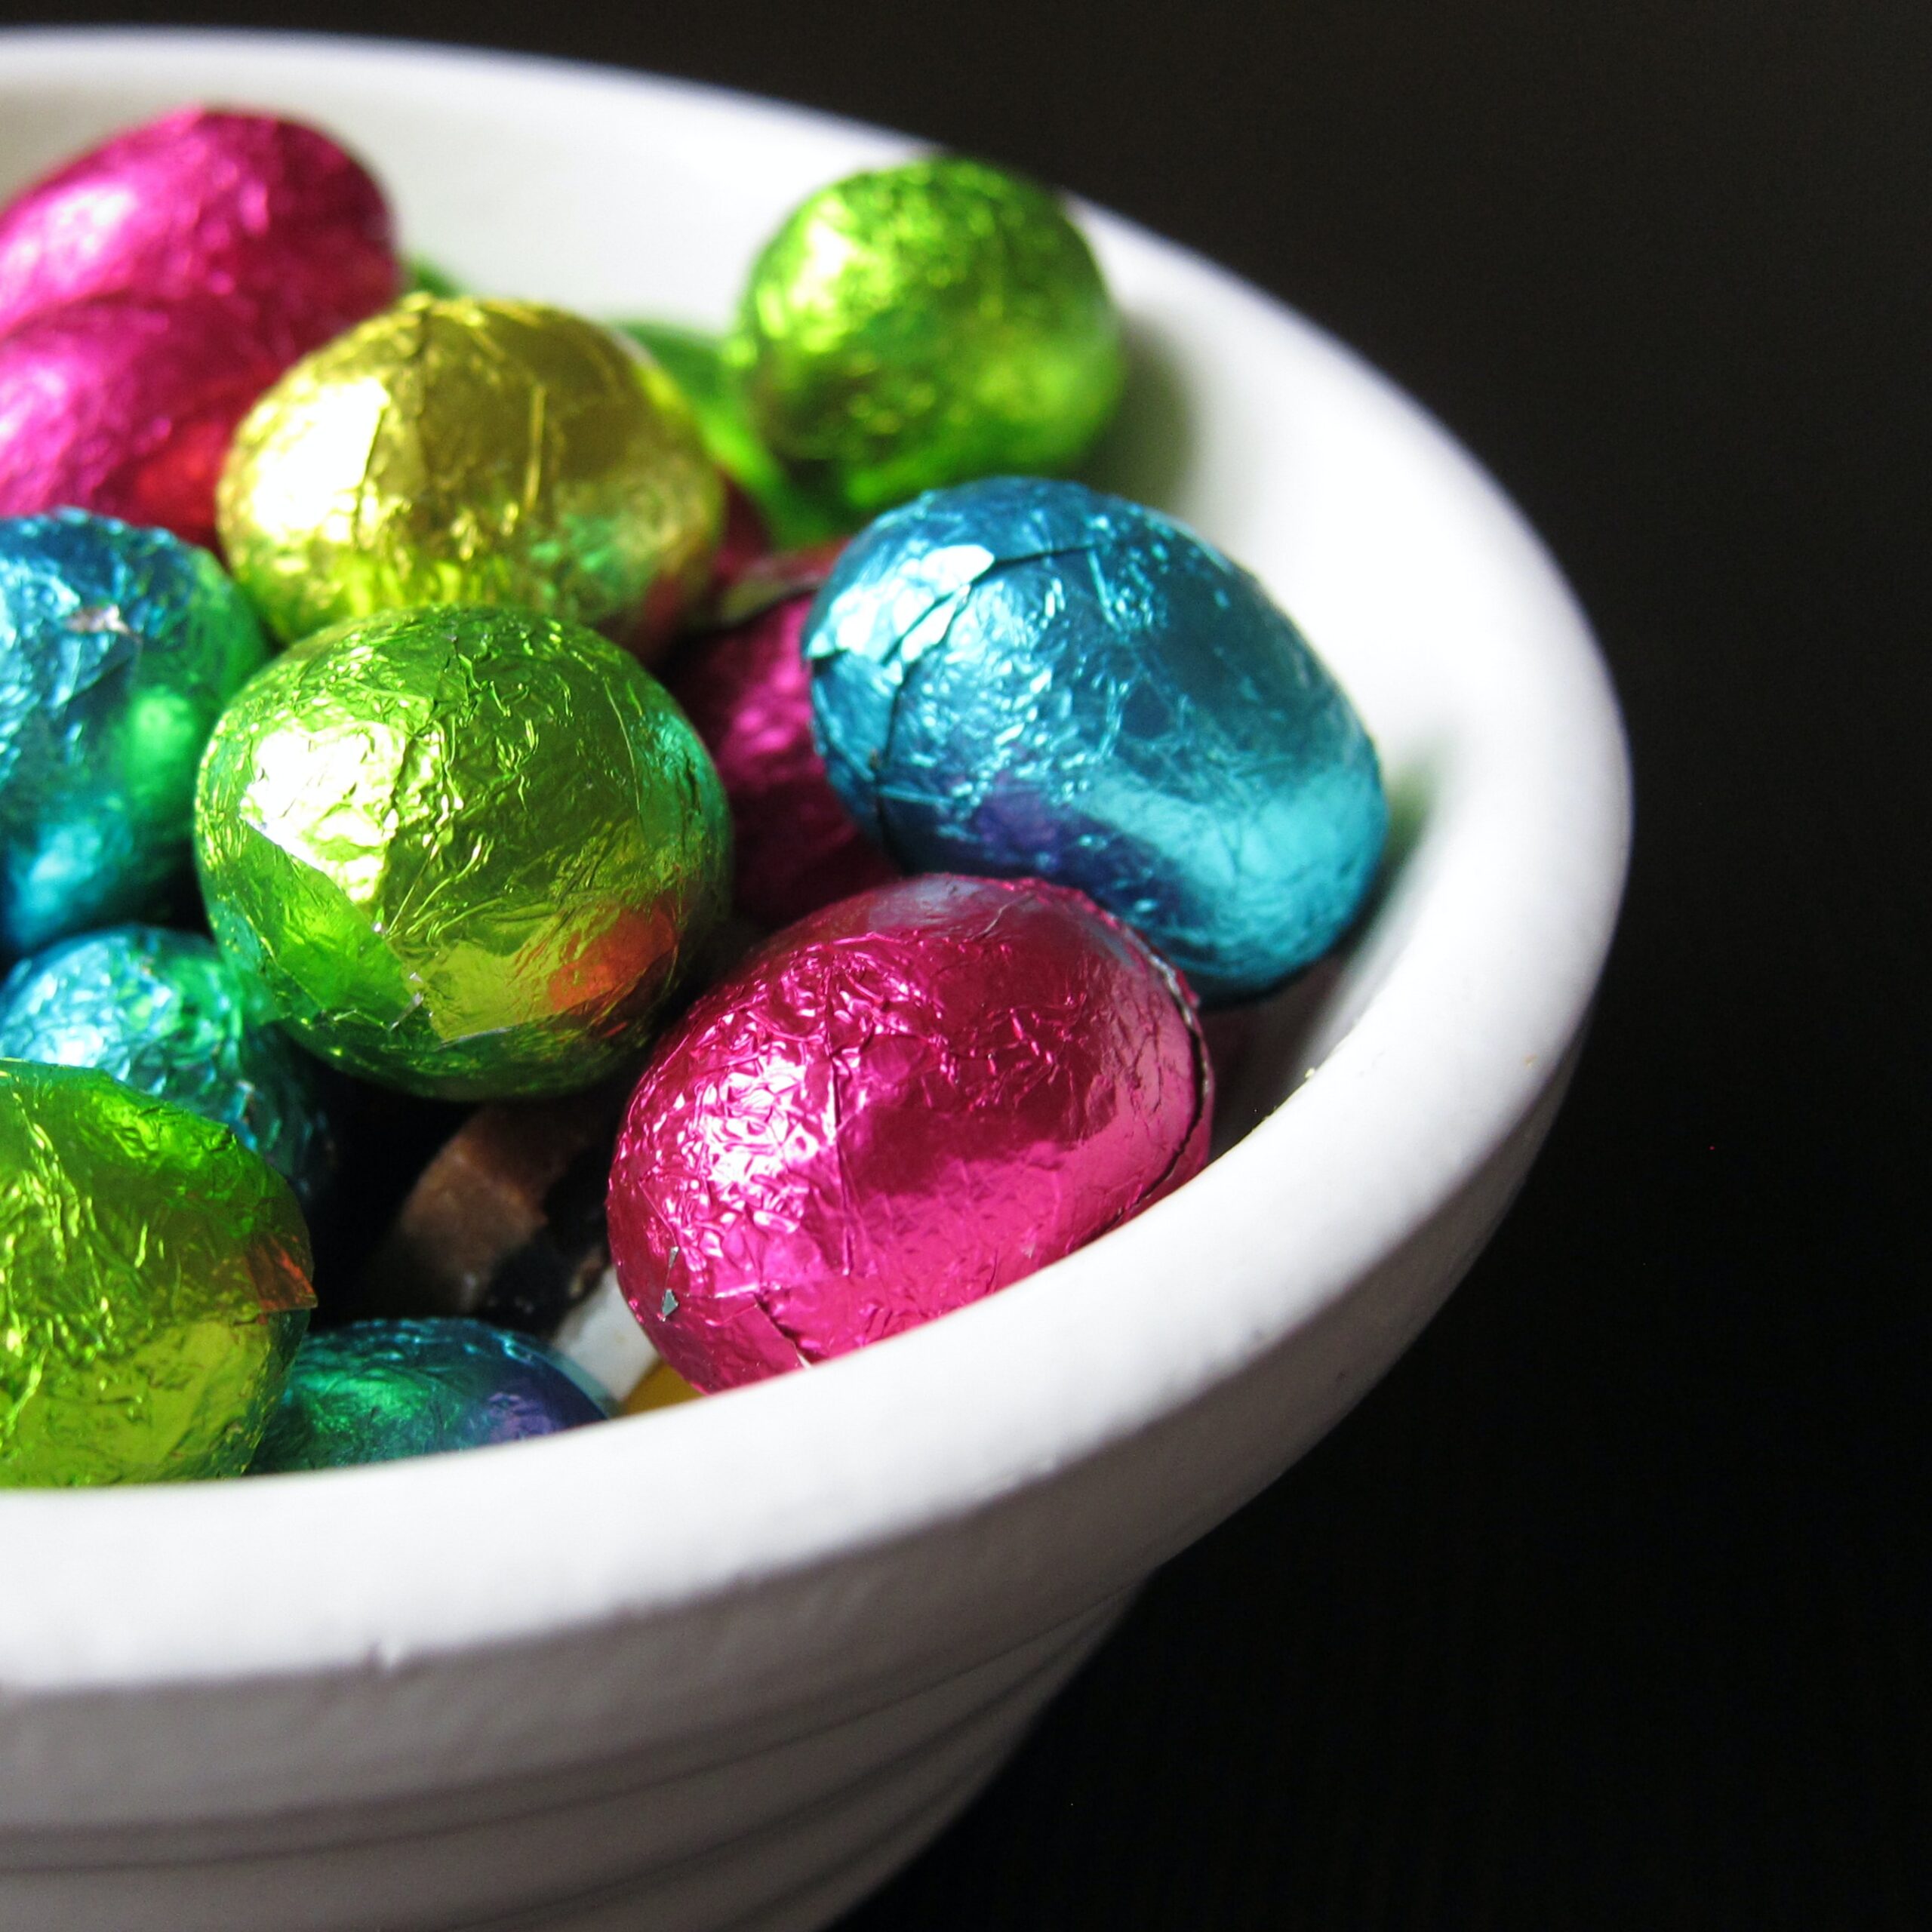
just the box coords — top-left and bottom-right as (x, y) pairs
(0, 29), (1630, 1932)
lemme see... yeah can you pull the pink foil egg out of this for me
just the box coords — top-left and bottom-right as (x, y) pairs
(608, 874), (1213, 1392)
(0, 107), (398, 342)
(0, 294), (300, 549)
(667, 545), (899, 929)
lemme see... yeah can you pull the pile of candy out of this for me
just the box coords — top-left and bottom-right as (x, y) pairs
(0, 109), (1386, 1488)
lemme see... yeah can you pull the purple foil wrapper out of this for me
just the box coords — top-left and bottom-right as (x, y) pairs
(667, 553), (898, 930)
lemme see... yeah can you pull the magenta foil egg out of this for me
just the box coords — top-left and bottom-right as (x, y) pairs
(0, 295), (300, 550)
(0, 108), (398, 343)
(608, 874), (1213, 1392)
(667, 549), (898, 929)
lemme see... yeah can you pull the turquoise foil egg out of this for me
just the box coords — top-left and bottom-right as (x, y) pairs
(806, 478), (1387, 1002)
(0, 510), (268, 954)
(0, 924), (334, 1214)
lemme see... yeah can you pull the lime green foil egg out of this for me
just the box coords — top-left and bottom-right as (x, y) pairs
(734, 157), (1125, 518)
(0, 1061), (313, 1487)
(194, 605), (731, 1101)
(216, 296), (724, 655)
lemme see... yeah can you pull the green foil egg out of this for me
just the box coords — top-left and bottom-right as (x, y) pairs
(216, 295), (724, 655)
(249, 1318), (611, 1475)
(734, 157), (1125, 517)
(194, 605), (731, 1101)
(0, 1060), (313, 1487)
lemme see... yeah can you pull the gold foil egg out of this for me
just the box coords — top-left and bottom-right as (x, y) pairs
(216, 295), (724, 655)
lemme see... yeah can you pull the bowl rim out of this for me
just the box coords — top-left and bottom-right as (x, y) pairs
(0, 26), (1632, 1691)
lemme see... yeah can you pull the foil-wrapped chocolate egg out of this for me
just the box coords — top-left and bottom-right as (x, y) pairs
(0, 509), (268, 954)
(0, 924), (334, 1211)
(0, 1060), (313, 1487)
(666, 549), (897, 929)
(807, 477), (1389, 1003)
(608, 874), (1211, 1392)
(195, 605), (731, 1101)
(217, 296), (724, 653)
(0, 107), (398, 342)
(248, 1318), (612, 1472)
(735, 157), (1124, 517)
(0, 294), (313, 549)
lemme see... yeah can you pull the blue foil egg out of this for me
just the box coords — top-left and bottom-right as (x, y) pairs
(248, 1318), (614, 1473)
(0, 923), (333, 1212)
(805, 478), (1388, 1003)
(0, 510), (267, 955)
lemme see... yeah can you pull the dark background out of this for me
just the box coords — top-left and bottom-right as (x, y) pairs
(5, 2), (1924, 1924)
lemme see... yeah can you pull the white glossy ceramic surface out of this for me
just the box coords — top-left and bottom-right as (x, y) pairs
(0, 30), (1631, 1932)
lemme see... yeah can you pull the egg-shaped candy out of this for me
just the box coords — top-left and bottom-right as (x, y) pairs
(807, 477), (1389, 1003)
(735, 157), (1124, 518)
(0, 1060), (313, 1487)
(666, 550), (897, 930)
(195, 605), (731, 1101)
(0, 509), (268, 954)
(0, 924), (333, 1211)
(608, 875), (1211, 1392)
(0, 107), (398, 343)
(248, 1318), (611, 1473)
(217, 297), (723, 654)
(0, 294), (315, 550)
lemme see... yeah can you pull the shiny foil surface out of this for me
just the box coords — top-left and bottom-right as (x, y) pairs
(615, 318), (848, 549)
(0, 107), (398, 343)
(0, 1060), (313, 1487)
(218, 297), (724, 652)
(248, 1317), (611, 1474)
(0, 294), (315, 550)
(0, 924), (334, 1211)
(608, 875), (1211, 1392)
(0, 509), (268, 954)
(807, 477), (1389, 1003)
(194, 605), (731, 1101)
(735, 158), (1124, 517)
(666, 561), (897, 930)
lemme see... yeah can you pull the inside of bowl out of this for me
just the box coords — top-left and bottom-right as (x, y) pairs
(0, 42), (1458, 1389)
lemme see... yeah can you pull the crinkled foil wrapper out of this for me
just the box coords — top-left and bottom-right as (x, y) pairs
(218, 297), (724, 653)
(807, 476), (1389, 1004)
(0, 1060), (313, 1487)
(249, 1318), (611, 1473)
(0, 294), (322, 551)
(0, 509), (268, 954)
(0, 924), (334, 1212)
(0, 106), (398, 343)
(736, 157), (1124, 516)
(195, 605), (731, 1101)
(666, 561), (897, 930)
(608, 875), (1211, 1392)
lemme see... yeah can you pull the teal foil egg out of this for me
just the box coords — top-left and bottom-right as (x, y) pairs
(0, 924), (333, 1212)
(806, 478), (1388, 1003)
(250, 1318), (614, 1473)
(0, 511), (268, 955)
